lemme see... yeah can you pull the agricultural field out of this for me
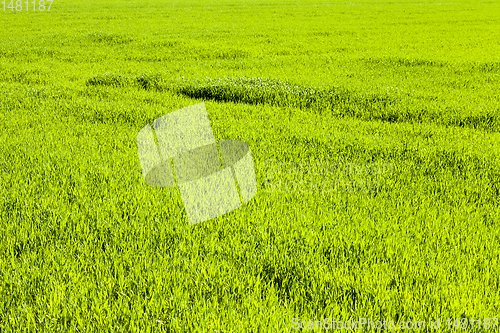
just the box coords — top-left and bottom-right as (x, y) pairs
(1, 0), (500, 331)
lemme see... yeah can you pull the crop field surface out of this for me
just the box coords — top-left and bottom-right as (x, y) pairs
(1, 0), (500, 332)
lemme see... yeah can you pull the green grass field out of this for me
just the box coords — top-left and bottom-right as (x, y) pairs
(1, 0), (500, 331)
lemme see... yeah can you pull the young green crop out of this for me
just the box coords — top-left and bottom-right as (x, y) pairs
(1, 0), (499, 331)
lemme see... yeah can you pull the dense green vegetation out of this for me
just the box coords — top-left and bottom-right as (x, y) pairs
(1, 0), (499, 331)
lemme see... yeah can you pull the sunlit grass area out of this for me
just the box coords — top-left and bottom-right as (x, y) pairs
(1, 0), (500, 331)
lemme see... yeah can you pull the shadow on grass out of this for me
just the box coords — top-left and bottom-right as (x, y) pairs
(84, 73), (500, 132)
